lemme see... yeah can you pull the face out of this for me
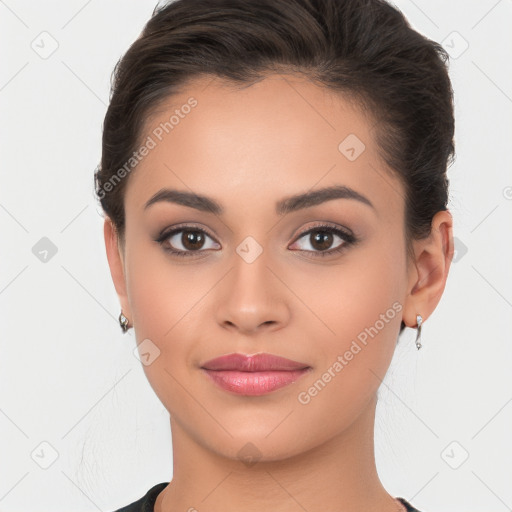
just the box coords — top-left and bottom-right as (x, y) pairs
(109, 74), (418, 461)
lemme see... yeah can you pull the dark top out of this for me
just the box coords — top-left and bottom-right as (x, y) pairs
(112, 482), (424, 512)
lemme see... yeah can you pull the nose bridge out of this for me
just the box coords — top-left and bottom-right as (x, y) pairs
(231, 234), (276, 306)
(215, 234), (288, 332)
(234, 235), (272, 292)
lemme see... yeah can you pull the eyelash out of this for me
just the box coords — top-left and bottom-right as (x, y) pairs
(155, 222), (357, 259)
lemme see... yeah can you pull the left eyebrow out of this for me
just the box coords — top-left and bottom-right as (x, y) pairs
(276, 185), (375, 215)
(143, 184), (375, 215)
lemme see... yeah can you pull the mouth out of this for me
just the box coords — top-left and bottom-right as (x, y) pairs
(200, 352), (312, 396)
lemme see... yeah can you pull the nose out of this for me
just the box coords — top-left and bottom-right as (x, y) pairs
(214, 248), (290, 336)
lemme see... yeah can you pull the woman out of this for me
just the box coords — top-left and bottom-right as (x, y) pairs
(95, 0), (455, 510)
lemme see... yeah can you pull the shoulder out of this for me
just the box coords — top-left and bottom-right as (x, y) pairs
(396, 497), (426, 512)
(112, 482), (169, 512)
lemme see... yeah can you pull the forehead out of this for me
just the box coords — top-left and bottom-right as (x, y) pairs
(125, 73), (403, 220)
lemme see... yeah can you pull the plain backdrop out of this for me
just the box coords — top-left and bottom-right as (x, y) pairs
(1, 1), (511, 511)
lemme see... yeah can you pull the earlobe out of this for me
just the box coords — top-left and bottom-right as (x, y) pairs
(103, 217), (132, 321)
(402, 209), (454, 329)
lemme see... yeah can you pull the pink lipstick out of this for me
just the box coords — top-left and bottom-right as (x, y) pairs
(200, 352), (311, 396)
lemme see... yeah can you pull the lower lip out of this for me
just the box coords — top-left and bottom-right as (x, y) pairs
(201, 368), (311, 396)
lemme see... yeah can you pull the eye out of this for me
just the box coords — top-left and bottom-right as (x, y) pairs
(155, 224), (220, 257)
(289, 223), (356, 257)
(155, 222), (357, 259)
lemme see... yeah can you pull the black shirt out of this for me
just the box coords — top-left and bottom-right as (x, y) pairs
(112, 482), (424, 512)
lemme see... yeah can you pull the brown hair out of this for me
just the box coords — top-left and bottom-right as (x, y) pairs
(94, 0), (455, 334)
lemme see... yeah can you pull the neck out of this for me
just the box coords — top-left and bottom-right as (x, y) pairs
(156, 394), (402, 512)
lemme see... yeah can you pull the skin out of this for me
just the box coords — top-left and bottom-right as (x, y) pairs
(104, 74), (453, 512)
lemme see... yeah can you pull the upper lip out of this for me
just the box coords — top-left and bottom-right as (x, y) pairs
(201, 353), (310, 371)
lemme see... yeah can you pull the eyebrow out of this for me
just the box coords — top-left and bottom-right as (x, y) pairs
(143, 185), (375, 215)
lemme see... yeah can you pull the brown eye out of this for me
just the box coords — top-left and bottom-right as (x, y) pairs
(181, 230), (206, 250)
(289, 224), (356, 257)
(157, 226), (220, 257)
(309, 230), (334, 251)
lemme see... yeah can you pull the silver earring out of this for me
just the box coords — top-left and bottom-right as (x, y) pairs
(415, 314), (423, 350)
(119, 311), (130, 333)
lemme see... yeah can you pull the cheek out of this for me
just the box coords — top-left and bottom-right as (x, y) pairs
(291, 241), (405, 429)
(294, 231), (406, 375)
(124, 235), (191, 341)
(124, 240), (200, 407)
(299, 234), (405, 337)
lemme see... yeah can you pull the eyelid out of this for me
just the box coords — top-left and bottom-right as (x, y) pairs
(291, 220), (354, 240)
(158, 222), (219, 242)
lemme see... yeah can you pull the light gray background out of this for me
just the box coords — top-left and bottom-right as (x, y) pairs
(1, 1), (511, 511)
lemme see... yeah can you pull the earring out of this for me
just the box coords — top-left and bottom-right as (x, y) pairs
(415, 314), (423, 350)
(119, 311), (130, 333)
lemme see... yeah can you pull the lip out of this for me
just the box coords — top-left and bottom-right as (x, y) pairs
(200, 353), (312, 396)
(201, 352), (310, 371)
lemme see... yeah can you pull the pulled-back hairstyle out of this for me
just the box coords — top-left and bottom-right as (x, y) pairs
(94, 0), (455, 335)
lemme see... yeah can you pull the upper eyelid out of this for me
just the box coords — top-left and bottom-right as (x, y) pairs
(161, 223), (217, 240)
(293, 222), (352, 237)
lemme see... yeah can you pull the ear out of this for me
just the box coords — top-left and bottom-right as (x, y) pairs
(104, 217), (132, 324)
(402, 209), (454, 329)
